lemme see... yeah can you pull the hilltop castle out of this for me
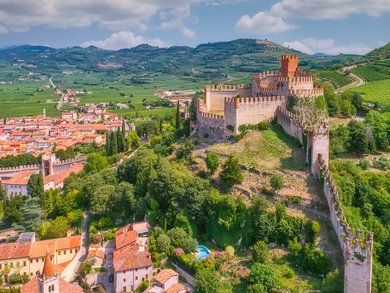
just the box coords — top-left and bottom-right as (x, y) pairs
(195, 54), (324, 137)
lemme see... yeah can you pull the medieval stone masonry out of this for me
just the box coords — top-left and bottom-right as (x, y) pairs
(194, 54), (373, 293)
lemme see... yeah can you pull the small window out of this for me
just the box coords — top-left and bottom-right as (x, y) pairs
(36, 259), (38, 263)
(70, 249), (73, 253)
(30, 260), (33, 264)
(23, 261), (26, 267)
(52, 285), (54, 290)
(30, 273), (33, 277)
(135, 276), (138, 280)
(146, 274), (148, 279)
(135, 268), (138, 272)
(123, 278), (126, 282)
(64, 250), (66, 255)
(42, 258), (44, 262)
(123, 286), (126, 292)
(10, 263), (13, 268)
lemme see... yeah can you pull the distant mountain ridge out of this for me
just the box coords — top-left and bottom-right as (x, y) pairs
(0, 39), (361, 79)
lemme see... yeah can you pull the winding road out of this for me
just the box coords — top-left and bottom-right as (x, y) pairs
(335, 65), (365, 94)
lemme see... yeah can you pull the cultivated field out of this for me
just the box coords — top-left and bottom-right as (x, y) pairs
(350, 79), (390, 111)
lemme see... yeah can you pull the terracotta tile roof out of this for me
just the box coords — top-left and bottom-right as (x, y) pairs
(1, 170), (36, 185)
(42, 252), (55, 277)
(0, 243), (31, 260)
(29, 236), (81, 258)
(154, 269), (179, 285)
(113, 245), (152, 272)
(21, 276), (84, 293)
(115, 225), (137, 249)
(166, 283), (189, 293)
(87, 250), (105, 260)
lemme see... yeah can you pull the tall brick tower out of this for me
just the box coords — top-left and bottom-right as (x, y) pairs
(281, 54), (298, 77)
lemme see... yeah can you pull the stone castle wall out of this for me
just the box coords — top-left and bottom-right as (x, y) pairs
(319, 158), (373, 293)
(225, 96), (287, 134)
(277, 107), (372, 293)
(204, 85), (246, 112)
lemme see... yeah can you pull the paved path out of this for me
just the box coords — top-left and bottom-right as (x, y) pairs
(71, 211), (90, 280)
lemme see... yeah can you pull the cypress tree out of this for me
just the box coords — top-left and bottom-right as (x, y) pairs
(122, 120), (126, 139)
(117, 128), (125, 152)
(105, 132), (111, 156)
(175, 101), (180, 129)
(110, 131), (118, 155)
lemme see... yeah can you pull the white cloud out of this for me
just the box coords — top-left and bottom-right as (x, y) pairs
(236, 11), (292, 34)
(236, 0), (390, 35)
(283, 38), (372, 55)
(181, 27), (196, 39)
(0, 0), (240, 34)
(81, 31), (169, 50)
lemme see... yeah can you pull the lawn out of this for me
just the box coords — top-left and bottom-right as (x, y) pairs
(207, 124), (303, 170)
(349, 79), (390, 111)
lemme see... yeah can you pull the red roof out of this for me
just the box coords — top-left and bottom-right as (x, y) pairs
(166, 283), (189, 293)
(2, 170), (36, 186)
(115, 225), (137, 250)
(113, 245), (152, 272)
(0, 243), (31, 260)
(29, 236), (81, 259)
(155, 269), (179, 285)
(21, 276), (83, 293)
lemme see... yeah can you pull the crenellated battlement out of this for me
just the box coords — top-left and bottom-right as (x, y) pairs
(224, 96), (286, 109)
(0, 164), (40, 172)
(277, 75), (313, 83)
(281, 54), (298, 61)
(289, 87), (324, 97)
(198, 111), (224, 121)
(276, 106), (304, 128)
(53, 156), (86, 166)
(204, 84), (248, 92)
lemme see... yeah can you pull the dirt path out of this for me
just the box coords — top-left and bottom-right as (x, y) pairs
(335, 65), (365, 94)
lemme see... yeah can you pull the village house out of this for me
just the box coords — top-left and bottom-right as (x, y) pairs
(113, 222), (153, 293)
(21, 252), (83, 293)
(146, 269), (190, 293)
(0, 232), (81, 283)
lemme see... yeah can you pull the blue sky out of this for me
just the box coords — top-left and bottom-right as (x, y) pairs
(0, 0), (389, 55)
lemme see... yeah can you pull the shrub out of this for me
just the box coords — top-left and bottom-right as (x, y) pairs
(252, 240), (269, 263)
(156, 234), (171, 253)
(195, 269), (221, 293)
(247, 283), (266, 293)
(183, 238), (198, 253)
(359, 159), (370, 170)
(305, 220), (321, 244)
(136, 280), (149, 292)
(270, 174), (284, 192)
(9, 273), (29, 284)
(225, 245), (235, 258)
(219, 155), (243, 187)
(321, 269), (343, 293)
(205, 153), (220, 174)
(176, 253), (196, 272)
(248, 263), (279, 290)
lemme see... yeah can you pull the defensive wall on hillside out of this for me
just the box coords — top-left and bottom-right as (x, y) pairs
(276, 107), (372, 293)
(0, 156), (86, 182)
(319, 157), (373, 293)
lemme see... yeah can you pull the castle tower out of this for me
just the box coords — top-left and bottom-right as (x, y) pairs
(41, 151), (56, 177)
(39, 252), (60, 293)
(281, 54), (298, 77)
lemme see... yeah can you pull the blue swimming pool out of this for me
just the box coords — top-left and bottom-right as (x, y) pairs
(197, 245), (211, 260)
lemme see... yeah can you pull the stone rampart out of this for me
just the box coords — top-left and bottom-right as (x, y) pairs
(319, 158), (373, 293)
(0, 164), (40, 181)
(53, 156), (87, 174)
(289, 87), (324, 97)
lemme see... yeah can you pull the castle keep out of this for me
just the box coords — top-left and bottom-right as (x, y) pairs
(195, 54), (324, 137)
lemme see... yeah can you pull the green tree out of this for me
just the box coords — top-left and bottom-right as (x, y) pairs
(183, 238), (198, 253)
(348, 120), (369, 154)
(127, 131), (140, 150)
(305, 220), (321, 244)
(248, 263), (279, 291)
(175, 100), (180, 129)
(252, 240), (269, 263)
(110, 131), (118, 155)
(176, 140), (194, 162)
(15, 197), (44, 232)
(167, 227), (188, 247)
(219, 155), (243, 188)
(84, 153), (108, 174)
(105, 132), (111, 156)
(42, 216), (70, 239)
(0, 185), (6, 201)
(155, 234), (171, 253)
(117, 128), (125, 153)
(270, 174), (284, 193)
(90, 185), (116, 216)
(321, 269), (343, 293)
(27, 173), (44, 198)
(205, 153), (219, 174)
(3, 196), (24, 223)
(111, 182), (136, 218)
(195, 269), (221, 293)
